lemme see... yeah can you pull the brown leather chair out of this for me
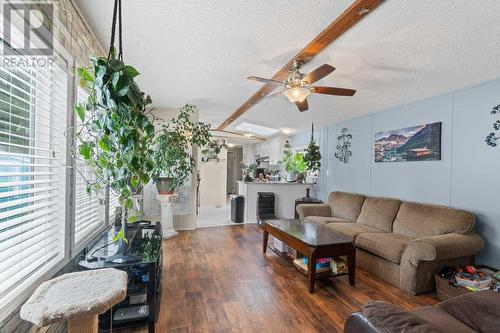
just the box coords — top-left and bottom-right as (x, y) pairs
(344, 291), (500, 333)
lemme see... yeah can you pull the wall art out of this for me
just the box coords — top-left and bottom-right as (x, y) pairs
(374, 122), (441, 162)
(335, 128), (352, 163)
(485, 104), (500, 147)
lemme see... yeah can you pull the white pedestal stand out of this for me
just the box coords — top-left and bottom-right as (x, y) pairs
(156, 194), (178, 238)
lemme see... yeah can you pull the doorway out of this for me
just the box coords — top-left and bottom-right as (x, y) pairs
(197, 146), (243, 227)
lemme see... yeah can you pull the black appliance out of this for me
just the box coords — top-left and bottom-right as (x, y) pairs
(231, 195), (244, 223)
(254, 167), (266, 178)
(256, 192), (276, 228)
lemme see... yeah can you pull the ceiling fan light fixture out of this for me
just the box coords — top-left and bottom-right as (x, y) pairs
(284, 87), (310, 103)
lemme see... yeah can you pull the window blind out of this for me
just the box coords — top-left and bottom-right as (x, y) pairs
(73, 88), (105, 245)
(108, 190), (120, 225)
(0, 56), (68, 307)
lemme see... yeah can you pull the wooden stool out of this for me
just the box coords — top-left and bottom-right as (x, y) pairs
(21, 268), (128, 333)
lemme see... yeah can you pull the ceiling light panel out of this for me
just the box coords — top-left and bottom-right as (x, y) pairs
(235, 122), (279, 137)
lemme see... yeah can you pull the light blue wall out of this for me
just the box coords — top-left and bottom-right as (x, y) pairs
(290, 79), (500, 267)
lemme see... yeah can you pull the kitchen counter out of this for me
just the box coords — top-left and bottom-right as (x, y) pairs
(237, 181), (310, 223)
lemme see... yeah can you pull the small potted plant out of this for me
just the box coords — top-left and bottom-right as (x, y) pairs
(283, 152), (307, 182)
(152, 104), (211, 194)
(241, 162), (257, 182)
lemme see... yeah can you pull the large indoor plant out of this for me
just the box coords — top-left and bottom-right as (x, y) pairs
(72, 50), (155, 262)
(152, 104), (211, 194)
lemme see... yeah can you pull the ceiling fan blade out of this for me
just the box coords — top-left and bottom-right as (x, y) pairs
(256, 91), (283, 103)
(302, 64), (335, 84)
(247, 76), (284, 85)
(294, 99), (308, 112)
(312, 86), (356, 96)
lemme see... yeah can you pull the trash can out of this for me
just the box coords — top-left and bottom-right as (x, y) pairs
(231, 195), (244, 223)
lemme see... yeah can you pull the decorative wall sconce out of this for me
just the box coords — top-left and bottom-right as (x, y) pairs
(485, 104), (500, 147)
(335, 128), (352, 163)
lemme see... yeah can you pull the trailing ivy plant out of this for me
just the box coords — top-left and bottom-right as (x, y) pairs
(151, 104), (212, 191)
(304, 124), (322, 172)
(72, 50), (155, 239)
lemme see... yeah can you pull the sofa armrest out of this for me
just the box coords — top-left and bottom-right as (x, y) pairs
(402, 233), (485, 265)
(296, 203), (331, 219)
(399, 233), (485, 295)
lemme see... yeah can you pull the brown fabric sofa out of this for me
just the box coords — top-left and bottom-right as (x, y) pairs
(296, 192), (485, 295)
(344, 291), (500, 333)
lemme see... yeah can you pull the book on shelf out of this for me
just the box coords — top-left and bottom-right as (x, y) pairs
(293, 258), (330, 273)
(331, 258), (348, 275)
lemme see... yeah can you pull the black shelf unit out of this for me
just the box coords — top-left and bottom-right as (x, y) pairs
(78, 222), (163, 333)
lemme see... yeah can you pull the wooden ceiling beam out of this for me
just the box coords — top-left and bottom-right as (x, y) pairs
(216, 0), (384, 131)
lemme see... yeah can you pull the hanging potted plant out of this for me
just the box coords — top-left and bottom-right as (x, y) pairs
(152, 104), (212, 194)
(303, 123), (322, 183)
(72, 51), (155, 261)
(71, 0), (155, 262)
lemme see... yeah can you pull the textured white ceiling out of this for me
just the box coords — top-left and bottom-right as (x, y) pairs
(75, 0), (500, 134)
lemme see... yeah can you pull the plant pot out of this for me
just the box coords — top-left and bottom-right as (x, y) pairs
(286, 172), (297, 182)
(155, 177), (175, 195)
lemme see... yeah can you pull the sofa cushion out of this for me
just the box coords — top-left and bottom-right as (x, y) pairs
(304, 216), (351, 226)
(326, 223), (384, 239)
(327, 192), (366, 221)
(362, 301), (443, 333)
(393, 202), (475, 238)
(355, 233), (413, 264)
(411, 306), (476, 333)
(356, 197), (401, 232)
(437, 290), (500, 333)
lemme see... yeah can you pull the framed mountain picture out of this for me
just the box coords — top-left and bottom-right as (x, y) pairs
(374, 122), (442, 162)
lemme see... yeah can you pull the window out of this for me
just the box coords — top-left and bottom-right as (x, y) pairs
(0, 56), (68, 307)
(73, 87), (105, 246)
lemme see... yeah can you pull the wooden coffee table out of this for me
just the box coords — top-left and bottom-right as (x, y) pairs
(263, 219), (355, 293)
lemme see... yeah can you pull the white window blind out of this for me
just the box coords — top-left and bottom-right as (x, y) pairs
(74, 87), (105, 245)
(108, 190), (120, 225)
(0, 56), (68, 307)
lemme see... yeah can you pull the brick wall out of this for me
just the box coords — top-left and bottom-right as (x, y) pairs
(0, 0), (104, 332)
(53, 0), (105, 65)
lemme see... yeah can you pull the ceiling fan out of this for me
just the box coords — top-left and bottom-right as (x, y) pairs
(247, 60), (356, 112)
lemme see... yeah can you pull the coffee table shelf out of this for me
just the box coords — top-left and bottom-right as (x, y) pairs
(292, 262), (349, 279)
(293, 263), (349, 279)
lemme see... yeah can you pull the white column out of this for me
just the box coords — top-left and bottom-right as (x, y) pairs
(156, 194), (179, 238)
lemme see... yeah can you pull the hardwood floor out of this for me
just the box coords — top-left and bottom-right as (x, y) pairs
(144, 224), (437, 332)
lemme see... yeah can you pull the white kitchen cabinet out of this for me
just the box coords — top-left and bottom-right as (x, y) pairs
(242, 144), (255, 164)
(269, 136), (286, 164)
